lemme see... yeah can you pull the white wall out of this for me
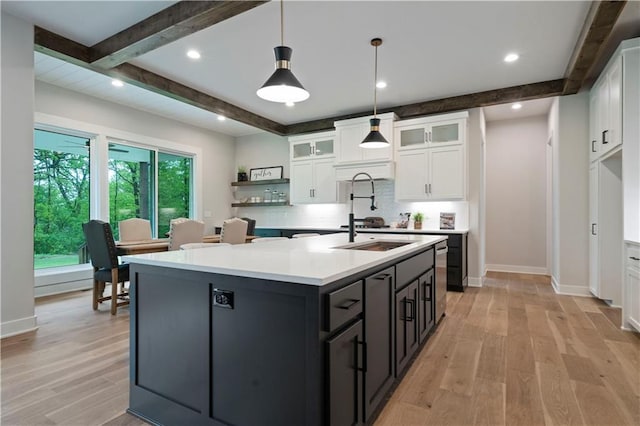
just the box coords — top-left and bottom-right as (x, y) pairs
(466, 108), (484, 286)
(551, 93), (591, 295)
(485, 116), (548, 274)
(35, 81), (237, 233)
(1, 11), (37, 338)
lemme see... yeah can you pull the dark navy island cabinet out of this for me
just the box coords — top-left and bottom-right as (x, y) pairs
(127, 245), (443, 426)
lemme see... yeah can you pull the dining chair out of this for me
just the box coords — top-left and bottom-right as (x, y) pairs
(241, 217), (256, 236)
(251, 237), (289, 243)
(292, 233), (321, 238)
(82, 220), (130, 315)
(220, 218), (248, 244)
(118, 217), (152, 242)
(180, 242), (231, 250)
(168, 219), (205, 251)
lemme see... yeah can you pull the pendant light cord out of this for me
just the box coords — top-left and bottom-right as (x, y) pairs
(373, 43), (378, 118)
(280, 0), (284, 46)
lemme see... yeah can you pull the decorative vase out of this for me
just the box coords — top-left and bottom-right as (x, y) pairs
(414, 222), (422, 230)
(237, 172), (248, 182)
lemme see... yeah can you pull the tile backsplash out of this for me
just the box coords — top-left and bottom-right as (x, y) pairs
(234, 180), (469, 230)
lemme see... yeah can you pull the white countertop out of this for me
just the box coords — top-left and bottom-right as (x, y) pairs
(124, 233), (446, 286)
(255, 225), (469, 234)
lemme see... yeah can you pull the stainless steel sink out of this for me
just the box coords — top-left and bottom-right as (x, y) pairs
(333, 240), (412, 252)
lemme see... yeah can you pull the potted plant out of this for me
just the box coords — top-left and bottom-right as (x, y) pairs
(237, 166), (248, 182)
(412, 212), (424, 230)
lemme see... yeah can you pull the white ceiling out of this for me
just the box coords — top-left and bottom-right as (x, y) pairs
(3, 1), (637, 136)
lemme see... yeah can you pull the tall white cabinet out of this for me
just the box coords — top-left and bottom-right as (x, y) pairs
(589, 37), (640, 331)
(289, 131), (340, 204)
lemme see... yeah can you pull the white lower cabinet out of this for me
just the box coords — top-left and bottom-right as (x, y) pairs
(624, 242), (640, 332)
(290, 158), (337, 204)
(395, 145), (465, 201)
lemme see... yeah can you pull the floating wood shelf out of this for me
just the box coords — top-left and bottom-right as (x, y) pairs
(232, 201), (290, 207)
(231, 178), (290, 187)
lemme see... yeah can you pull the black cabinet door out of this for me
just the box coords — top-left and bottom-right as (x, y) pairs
(364, 267), (394, 421)
(327, 319), (364, 426)
(418, 269), (435, 344)
(395, 280), (419, 376)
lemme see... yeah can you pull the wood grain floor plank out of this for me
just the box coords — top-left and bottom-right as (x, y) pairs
(471, 378), (505, 426)
(536, 362), (584, 426)
(440, 338), (483, 396)
(572, 380), (631, 426)
(505, 368), (546, 426)
(531, 335), (564, 366)
(476, 333), (507, 383)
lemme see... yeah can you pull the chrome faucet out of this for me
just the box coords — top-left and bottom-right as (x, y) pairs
(349, 172), (377, 242)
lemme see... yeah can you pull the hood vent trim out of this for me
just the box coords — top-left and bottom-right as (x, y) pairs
(334, 160), (395, 181)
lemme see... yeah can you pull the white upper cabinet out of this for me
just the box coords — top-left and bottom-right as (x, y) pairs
(334, 112), (396, 163)
(394, 111), (468, 201)
(290, 131), (335, 161)
(289, 131), (339, 204)
(592, 55), (622, 159)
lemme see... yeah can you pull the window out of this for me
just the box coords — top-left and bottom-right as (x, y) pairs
(33, 129), (90, 269)
(158, 152), (193, 237)
(108, 142), (155, 240)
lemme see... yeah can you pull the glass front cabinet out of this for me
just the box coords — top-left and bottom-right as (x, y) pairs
(395, 112), (467, 150)
(290, 131), (335, 161)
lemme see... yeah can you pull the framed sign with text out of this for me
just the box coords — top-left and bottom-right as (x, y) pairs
(250, 166), (283, 181)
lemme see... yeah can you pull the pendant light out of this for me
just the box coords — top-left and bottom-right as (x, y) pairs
(257, 0), (309, 103)
(360, 38), (389, 149)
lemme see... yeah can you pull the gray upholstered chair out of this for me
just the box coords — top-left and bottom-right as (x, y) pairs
(118, 218), (152, 241)
(82, 220), (130, 315)
(241, 217), (256, 236)
(220, 218), (248, 244)
(168, 219), (205, 251)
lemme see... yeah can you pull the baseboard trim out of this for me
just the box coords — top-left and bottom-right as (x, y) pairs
(34, 279), (92, 298)
(1, 315), (38, 339)
(485, 264), (548, 275)
(551, 276), (592, 297)
(468, 277), (482, 287)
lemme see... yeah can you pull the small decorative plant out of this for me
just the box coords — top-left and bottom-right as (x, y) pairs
(237, 166), (248, 182)
(412, 212), (424, 229)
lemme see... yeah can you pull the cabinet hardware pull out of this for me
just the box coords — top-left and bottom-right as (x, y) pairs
(428, 183), (432, 194)
(602, 129), (609, 144)
(337, 299), (360, 310)
(591, 223), (597, 235)
(423, 282), (432, 301)
(424, 183), (428, 194)
(356, 340), (367, 372)
(630, 256), (640, 261)
(405, 299), (415, 322)
(373, 273), (391, 280)
(592, 140), (597, 152)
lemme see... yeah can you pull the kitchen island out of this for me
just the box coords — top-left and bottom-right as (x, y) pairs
(124, 233), (446, 426)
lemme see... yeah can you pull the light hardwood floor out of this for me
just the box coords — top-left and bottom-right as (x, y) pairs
(1, 273), (638, 425)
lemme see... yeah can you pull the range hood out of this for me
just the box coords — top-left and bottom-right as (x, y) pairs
(334, 160), (395, 181)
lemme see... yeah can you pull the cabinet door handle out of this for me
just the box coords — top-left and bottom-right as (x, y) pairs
(429, 131), (432, 142)
(602, 129), (609, 145)
(336, 298), (360, 310)
(428, 183), (432, 194)
(423, 281), (432, 301)
(424, 184), (428, 194)
(424, 131), (428, 143)
(405, 299), (415, 322)
(630, 256), (640, 261)
(591, 140), (597, 153)
(356, 340), (367, 372)
(591, 223), (597, 235)
(373, 273), (391, 280)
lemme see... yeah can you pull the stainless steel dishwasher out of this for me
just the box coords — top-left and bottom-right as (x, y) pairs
(435, 239), (448, 322)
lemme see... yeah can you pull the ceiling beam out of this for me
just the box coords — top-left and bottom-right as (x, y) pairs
(562, 0), (627, 95)
(34, 26), (286, 135)
(90, 1), (269, 69)
(285, 80), (566, 135)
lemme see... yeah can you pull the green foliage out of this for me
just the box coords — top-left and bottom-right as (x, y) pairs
(412, 212), (424, 222)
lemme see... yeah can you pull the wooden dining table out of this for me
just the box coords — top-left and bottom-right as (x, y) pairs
(116, 235), (257, 255)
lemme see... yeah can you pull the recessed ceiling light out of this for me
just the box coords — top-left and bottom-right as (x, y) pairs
(376, 81), (387, 89)
(504, 53), (519, 63)
(511, 103), (522, 110)
(187, 50), (201, 59)
(217, 115), (226, 121)
(286, 101), (295, 107)
(111, 79), (124, 87)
